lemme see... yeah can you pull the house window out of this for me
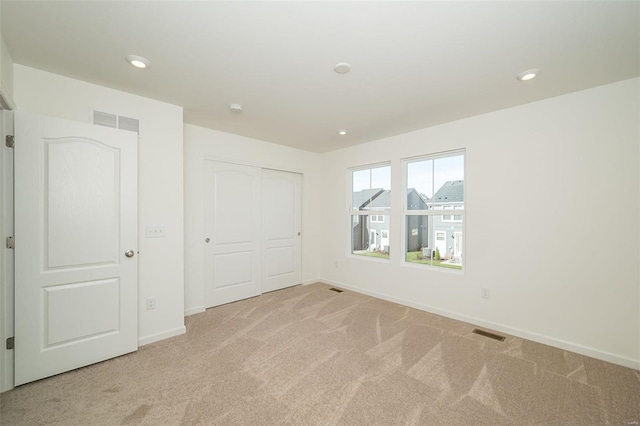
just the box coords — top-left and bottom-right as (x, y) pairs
(404, 151), (464, 270)
(350, 164), (391, 259)
(442, 205), (463, 222)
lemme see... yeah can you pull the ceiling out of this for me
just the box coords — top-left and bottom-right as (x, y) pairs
(2, 1), (638, 153)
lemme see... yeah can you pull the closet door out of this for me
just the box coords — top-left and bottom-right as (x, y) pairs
(262, 170), (301, 293)
(204, 160), (262, 308)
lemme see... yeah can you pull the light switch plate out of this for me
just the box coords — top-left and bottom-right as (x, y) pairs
(145, 226), (165, 238)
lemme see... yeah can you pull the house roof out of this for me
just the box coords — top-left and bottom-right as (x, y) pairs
(368, 191), (390, 209)
(352, 189), (384, 209)
(355, 188), (428, 209)
(433, 180), (464, 203)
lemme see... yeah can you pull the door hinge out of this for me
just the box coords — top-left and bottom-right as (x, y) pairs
(5, 236), (14, 249)
(5, 135), (14, 148)
(6, 337), (14, 350)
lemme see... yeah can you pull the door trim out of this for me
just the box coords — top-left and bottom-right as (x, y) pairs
(0, 109), (15, 392)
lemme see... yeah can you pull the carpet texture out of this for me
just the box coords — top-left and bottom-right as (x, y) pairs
(1, 282), (639, 425)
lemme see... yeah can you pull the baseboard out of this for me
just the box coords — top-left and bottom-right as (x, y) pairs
(138, 325), (186, 346)
(318, 277), (640, 371)
(301, 279), (322, 286)
(184, 306), (206, 316)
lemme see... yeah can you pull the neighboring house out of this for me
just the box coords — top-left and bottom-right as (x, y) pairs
(366, 190), (392, 252)
(351, 188), (429, 253)
(352, 188), (385, 251)
(405, 190), (430, 253)
(431, 180), (464, 260)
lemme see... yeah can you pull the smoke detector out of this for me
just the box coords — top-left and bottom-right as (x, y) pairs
(333, 62), (351, 74)
(229, 103), (243, 112)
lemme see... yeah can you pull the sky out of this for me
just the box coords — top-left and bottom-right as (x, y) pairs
(352, 155), (464, 198)
(352, 166), (391, 192)
(407, 155), (464, 197)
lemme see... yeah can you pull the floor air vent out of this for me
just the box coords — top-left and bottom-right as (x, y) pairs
(328, 288), (344, 293)
(472, 328), (506, 341)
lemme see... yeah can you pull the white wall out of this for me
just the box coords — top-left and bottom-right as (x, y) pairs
(183, 124), (322, 314)
(0, 39), (13, 105)
(13, 65), (186, 346)
(0, 6), (15, 107)
(5, 62), (638, 376)
(319, 78), (640, 369)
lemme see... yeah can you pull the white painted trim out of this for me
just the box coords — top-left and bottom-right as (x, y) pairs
(138, 325), (186, 346)
(0, 83), (16, 110)
(202, 154), (304, 176)
(349, 211), (391, 216)
(301, 279), (320, 286)
(317, 278), (640, 370)
(1, 110), (14, 393)
(185, 306), (206, 316)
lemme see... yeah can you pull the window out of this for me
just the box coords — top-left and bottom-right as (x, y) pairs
(442, 205), (463, 222)
(404, 151), (464, 270)
(350, 164), (391, 259)
(370, 215), (384, 223)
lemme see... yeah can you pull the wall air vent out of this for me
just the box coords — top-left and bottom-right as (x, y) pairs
(92, 109), (141, 136)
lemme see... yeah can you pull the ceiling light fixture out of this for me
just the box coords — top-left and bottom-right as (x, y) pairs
(229, 103), (243, 112)
(126, 55), (150, 69)
(517, 69), (540, 81)
(334, 63), (351, 74)
(338, 130), (348, 136)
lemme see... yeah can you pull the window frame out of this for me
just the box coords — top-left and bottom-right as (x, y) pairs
(348, 162), (392, 261)
(402, 150), (465, 272)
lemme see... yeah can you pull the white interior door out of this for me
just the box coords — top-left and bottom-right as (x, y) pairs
(14, 111), (138, 386)
(204, 161), (261, 308)
(262, 169), (301, 293)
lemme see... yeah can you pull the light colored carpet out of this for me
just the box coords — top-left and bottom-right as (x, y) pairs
(1, 282), (639, 425)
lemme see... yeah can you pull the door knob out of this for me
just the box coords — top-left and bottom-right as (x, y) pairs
(125, 250), (135, 258)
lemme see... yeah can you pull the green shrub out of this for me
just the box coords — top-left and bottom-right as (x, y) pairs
(435, 247), (441, 261)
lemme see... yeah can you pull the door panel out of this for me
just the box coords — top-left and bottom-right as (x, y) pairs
(46, 278), (119, 345)
(46, 139), (120, 268)
(262, 170), (301, 293)
(14, 111), (138, 386)
(204, 161), (261, 307)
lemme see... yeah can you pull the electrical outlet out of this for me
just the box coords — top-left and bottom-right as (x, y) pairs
(481, 288), (490, 299)
(146, 297), (156, 310)
(145, 226), (165, 238)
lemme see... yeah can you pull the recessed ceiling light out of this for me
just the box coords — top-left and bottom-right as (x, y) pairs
(338, 130), (348, 136)
(334, 63), (351, 74)
(126, 55), (150, 69)
(517, 69), (540, 81)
